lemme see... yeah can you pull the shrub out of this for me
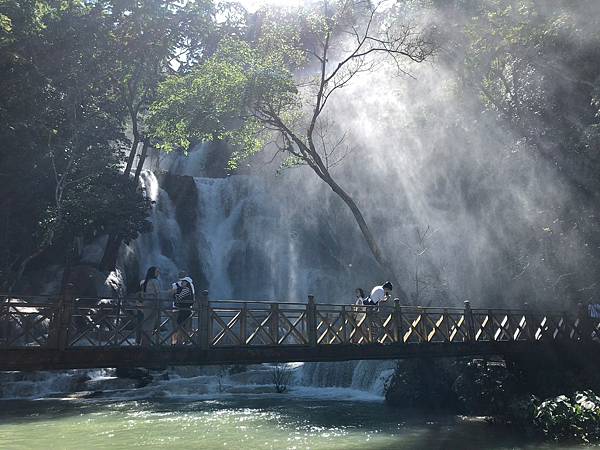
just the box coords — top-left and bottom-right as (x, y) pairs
(533, 391), (600, 442)
(272, 363), (292, 393)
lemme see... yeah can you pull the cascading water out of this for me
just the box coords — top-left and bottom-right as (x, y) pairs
(134, 170), (183, 287)
(194, 177), (245, 299)
(122, 162), (394, 399)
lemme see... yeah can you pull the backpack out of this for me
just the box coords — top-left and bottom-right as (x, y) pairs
(174, 282), (194, 307)
(362, 297), (376, 306)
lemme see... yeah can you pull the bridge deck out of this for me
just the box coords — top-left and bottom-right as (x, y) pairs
(1, 292), (598, 370)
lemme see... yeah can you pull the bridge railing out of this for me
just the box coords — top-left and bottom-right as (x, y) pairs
(1, 292), (597, 350)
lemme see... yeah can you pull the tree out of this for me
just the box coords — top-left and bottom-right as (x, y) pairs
(460, 0), (600, 195)
(0, 0), (150, 290)
(148, 0), (435, 297)
(98, 0), (240, 270)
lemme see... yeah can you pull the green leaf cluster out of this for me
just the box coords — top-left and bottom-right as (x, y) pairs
(148, 37), (298, 168)
(534, 391), (600, 442)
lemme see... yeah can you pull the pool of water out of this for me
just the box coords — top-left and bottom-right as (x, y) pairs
(0, 395), (590, 449)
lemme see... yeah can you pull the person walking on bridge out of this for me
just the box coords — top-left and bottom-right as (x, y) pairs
(171, 271), (195, 345)
(140, 266), (162, 347)
(352, 288), (368, 343)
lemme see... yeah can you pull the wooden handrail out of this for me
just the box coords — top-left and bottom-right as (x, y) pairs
(1, 292), (593, 353)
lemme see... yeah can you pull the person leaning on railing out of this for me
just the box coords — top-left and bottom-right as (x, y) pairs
(363, 281), (393, 342)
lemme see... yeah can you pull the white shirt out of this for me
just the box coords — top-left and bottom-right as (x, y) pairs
(369, 286), (386, 304)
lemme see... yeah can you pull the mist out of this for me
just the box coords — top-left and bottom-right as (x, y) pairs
(234, 0), (600, 308)
(127, 0), (600, 310)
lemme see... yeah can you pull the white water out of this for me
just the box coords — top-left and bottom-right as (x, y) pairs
(134, 171), (183, 286)
(0, 361), (392, 402)
(194, 177), (245, 299)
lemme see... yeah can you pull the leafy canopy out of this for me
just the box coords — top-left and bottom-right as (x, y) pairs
(148, 36), (299, 167)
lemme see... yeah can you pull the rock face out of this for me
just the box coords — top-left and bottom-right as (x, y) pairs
(126, 165), (380, 302)
(157, 172), (208, 289)
(158, 172), (199, 236)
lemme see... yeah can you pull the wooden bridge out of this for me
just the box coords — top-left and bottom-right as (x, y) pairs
(1, 289), (598, 371)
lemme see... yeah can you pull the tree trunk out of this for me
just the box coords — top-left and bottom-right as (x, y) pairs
(124, 137), (140, 177)
(98, 234), (122, 272)
(99, 139), (150, 272)
(133, 139), (150, 184)
(8, 247), (47, 293)
(320, 172), (408, 302)
(278, 121), (409, 301)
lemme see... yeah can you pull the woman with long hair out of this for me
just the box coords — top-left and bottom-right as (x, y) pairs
(140, 266), (161, 346)
(354, 288), (366, 305)
(352, 288), (367, 343)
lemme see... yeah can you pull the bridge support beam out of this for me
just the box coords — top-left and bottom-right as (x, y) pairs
(199, 290), (209, 350)
(1, 341), (597, 371)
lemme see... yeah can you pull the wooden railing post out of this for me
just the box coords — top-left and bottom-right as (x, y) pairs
(394, 299), (403, 343)
(487, 309), (495, 341)
(240, 303), (247, 346)
(341, 305), (348, 343)
(1, 295), (9, 347)
(442, 308), (451, 342)
(270, 303), (279, 345)
(199, 290), (210, 350)
(464, 300), (475, 342)
(577, 302), (591, 342)
(524, 302), (536, 341)
(154, 297), (161, 347)
(48, 283), (75, 350)
(307, 295), (317, 347)
(416, 306), (425, 343)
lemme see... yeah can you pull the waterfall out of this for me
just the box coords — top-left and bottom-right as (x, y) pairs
(298, 360), (396, 395)
(121, 163), (393, 396)
(194, 177), (246, 299)
(134, 171), (183, 288)
(3, 167), (395, 400)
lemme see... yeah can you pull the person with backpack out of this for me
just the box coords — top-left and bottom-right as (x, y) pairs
(365, 281), (393, 306)
(363, 281), (393, 342)
(171, 271), (195, 345)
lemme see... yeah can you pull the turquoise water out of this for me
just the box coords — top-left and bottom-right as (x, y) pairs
(0, 396), (590, 449)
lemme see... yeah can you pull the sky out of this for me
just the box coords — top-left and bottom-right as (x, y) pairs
(231, 0), (305, 12)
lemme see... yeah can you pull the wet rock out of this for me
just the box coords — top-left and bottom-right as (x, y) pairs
(86, 377), (140, 391)
(115, 367), (149, 380)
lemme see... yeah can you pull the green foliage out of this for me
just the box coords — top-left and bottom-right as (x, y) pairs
(460, 0), (600, 194)
(0, 0), (154, 287)
(534, 391), (600, 442)
(0, 12), (11, 32)
(61, 171), (152, 242)
(148, 37), (298, 167)
(0, 0), (233, 287)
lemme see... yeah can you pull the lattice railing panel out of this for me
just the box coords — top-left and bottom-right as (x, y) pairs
(278, 309), (308, 345)
(0, 298), (56, 348)
(317, 309), (345, 344)
(0, 295), (593, 352)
